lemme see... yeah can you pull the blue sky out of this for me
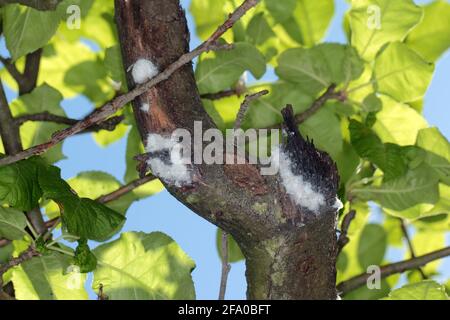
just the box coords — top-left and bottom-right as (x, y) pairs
(1, 0), (449, 300)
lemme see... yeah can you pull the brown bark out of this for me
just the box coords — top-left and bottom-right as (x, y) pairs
(115, 0), (340, 299)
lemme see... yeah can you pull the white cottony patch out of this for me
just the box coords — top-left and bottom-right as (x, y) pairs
(130, 58), (158, 84)
(272, 146), (326, 212)
(333, 197), (344, 211)
(145, 133), (192, 187)
(140, 103), (150, 113)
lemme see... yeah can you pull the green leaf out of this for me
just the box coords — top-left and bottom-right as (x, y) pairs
(104, 45), (126, 87)
(384, 184), (450, 221)
(374, 42), (434, 103)
(216, 229), (244, 263)
(300, 107), (343, 159)
(416, 127), (450, 185)
(0, 157), (43, 211)
(349, 0), (423, 61)
(362, 93), (382, 113)
(406, 0), (450, 62)
(0, 207), (27, 240)
(411, 229), (445, 273)
(246, 12), (275, 46)
(383, 281), (448, 300)
(283, 0), (334, 46)
(57, 0), (116, 49)
(11, 83), (66, 163)
(195, 42), (266, 94)
(352, 163), (440, 211)
(3, 4), (61, 61)
(276, 43), (364, 96)
(264, 0), (297, 23)
(349, 120), (407, 180)
(38, 165), (126, 241)
(11, 252), (88, 300)
(190, 0), (229, 41)
(372, 95), (428, 146)
(92, 231), (196, 300)
(92, 123), (129, 148)
(357, 224), (387, 269)
(242, 82), (313, 129)
(74, 239), (97, 273)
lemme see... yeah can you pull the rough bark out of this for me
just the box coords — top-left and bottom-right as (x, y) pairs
(115, 0), (340, 300)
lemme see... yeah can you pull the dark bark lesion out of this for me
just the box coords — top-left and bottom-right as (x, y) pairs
(115, 0), (340, 300)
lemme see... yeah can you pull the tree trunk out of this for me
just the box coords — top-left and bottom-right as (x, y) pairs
(114, 0), (340, 300)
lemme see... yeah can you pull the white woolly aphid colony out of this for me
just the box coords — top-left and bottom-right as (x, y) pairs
(145, 133), (192, 187)
(272, 146), (343, 213)
(130, 58), (159, 84)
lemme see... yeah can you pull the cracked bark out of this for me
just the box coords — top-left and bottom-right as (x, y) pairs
(115, 0), (339, 299)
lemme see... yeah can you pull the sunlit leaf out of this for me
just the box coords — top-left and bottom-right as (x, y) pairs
(92, 232), (196, 300)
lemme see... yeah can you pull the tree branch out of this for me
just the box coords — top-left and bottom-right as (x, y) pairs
(0, 245), (39, 288)
(96, 174), (157, 203)
(218, 231), (231, 300)
(234, 90), (269, 130)
(15, 112), (125, 133)
(0, 56), (24, 85)
(336, 210), (356, 256)
(0, 0), (260, 167)
(19, 49), (42, 95)
(0, 80), (23, 154)
(337, 246), (450, 294)
(0, 0), (61, 11)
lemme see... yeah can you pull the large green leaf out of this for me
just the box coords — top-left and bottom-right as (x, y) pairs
(264, 0), (297, 23)
(0, 157), (43, 211)
(383, 281), (448, 300)
(38, 165), (125, 241)
(349, 0), (423, 61)
(0, 207), (27, 240)
(281, 0), (334, 47)
(406, 0), (450, 62)
(372, 95), (428, 146)
(11, 84), (67, 163)
(384, 184), (450, 221)
(357, 224), (387, 269)
(195, 42), (266, 94)
(11, 252), (88, 300)
(246, 12), (275, 46)
(411, 229), (445, 273)
(276, 43), (364, 96)
(352, 163), (440, 211)
(92, 232), (196, 300)
(349, 120), (407, 181)
(374, 42), (434, 103)
(2, 3), (61, 61)
(416, 127), (450, 185)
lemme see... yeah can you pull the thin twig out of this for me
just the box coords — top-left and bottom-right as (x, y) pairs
(336, 210), (356, 256)
(0, 0), (260, 167)
(96, 174), (157, 203)
(399, 219), (428, 279)
(15, 112), (124, 133)
(337, 246), (450, 294)
(218, 231), (231, 300)
(0, 245), (39, 287)
(234, 90), (269, 130)
(0, 56), (24, 85)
